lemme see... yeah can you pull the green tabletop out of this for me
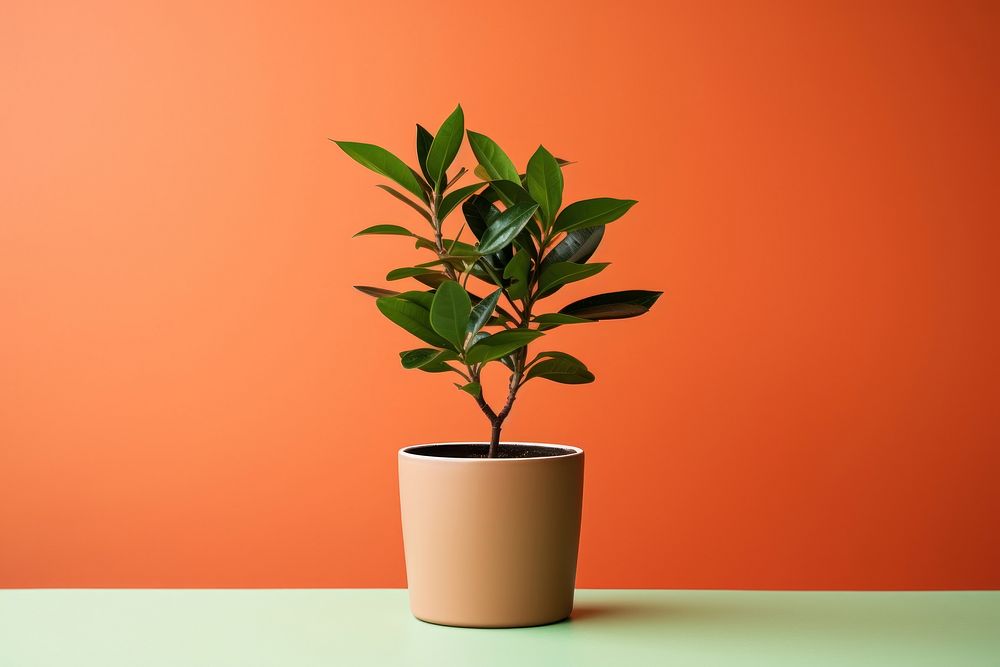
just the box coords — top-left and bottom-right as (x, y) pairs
(2, 589), (997, 666)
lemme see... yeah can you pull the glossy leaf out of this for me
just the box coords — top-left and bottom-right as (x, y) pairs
(553, 198), (637, 233)
(536, 261), (610, 298)
(467, 288), (501, 339)
(426, 105), (464, 187)
(525, 352), (594, 384)
(375, 185), (432, 224)
(456, 381), (482, 397)
(533, 313), (594, 326)
(354, 285), (399, 299)
(396, 290), (435, 309)
(354, 224), (417, 238)
(559, 290), (663, 320)
(465, 329), (545, 364)
(375, 296), (452, 348)
(333, 141), (427, 202)
(541, 226), (604, 268)
(386, 267), (441, 281)
(477, 203), (539, 255)
(415, 125), (435, 184)
(438, 182), (485, 221)
(503, 250), (531, 300)
(467, 131), (520, 183)
(413, 236), (479, 257)
(489, 179), (536, 208)
(526, 145), (563, 227)
(400, 348), (460, 373)
(430, 280), (472, 350)
(414, 273), (449, 289)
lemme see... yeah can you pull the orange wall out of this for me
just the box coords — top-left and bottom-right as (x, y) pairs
(2, 0), (998, 589)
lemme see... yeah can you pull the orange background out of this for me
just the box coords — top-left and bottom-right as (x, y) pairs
(2, 0), (999, 589)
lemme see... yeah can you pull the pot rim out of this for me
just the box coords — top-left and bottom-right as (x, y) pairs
(399, 441), (583, 462)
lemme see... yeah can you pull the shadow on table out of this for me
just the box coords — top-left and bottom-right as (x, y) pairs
(568, 600), (728, 625)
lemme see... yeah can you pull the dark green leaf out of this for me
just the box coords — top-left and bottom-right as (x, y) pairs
(559, 290), (663, 320)
(503, 250), (531, 300)
(400, 348), (460, 373)
(414, 237), (479, 257)
(533, 313), (594, 326)
(541, 226), (604, 268)
(467, 288), (501, 338)
(415, 125), (435, 185)
(525, 352), (594, 384)
(396, 290), (434, 309)
(375, 185), (432, 224)
(478, 203), (539, 255)
(526, 145), (563, 227)
(536, 262), (610, 298)
(386, 267), (441, 281)
(467, 131), (520, 183)
(438, 182), (485, 221)
(553, 198), (637, 233)
(354, 224), (417, 238)
(426, 105), (464, 188)
(354, 285), (399, 299)
(489, 179), (536, 208)
(414, 272), (449, 289)
(333, 141), (427, 202)
(376, 296), (452, 348)
(430, 280), (472, 350)
(456, 381), (482, 397)
(465, 329), (545, 364)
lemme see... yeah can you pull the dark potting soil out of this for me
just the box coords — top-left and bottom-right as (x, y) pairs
(406, 444), (576, 459)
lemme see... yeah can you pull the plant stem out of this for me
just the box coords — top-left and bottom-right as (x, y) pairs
(429, 192), (457, 282)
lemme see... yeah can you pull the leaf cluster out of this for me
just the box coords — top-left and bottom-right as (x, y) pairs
(334, 105), (661, 414)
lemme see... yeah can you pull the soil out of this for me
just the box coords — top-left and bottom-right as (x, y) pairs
(405, 443), (576, 459)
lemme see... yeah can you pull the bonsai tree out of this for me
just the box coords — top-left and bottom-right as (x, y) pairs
(334, 105), (661, 458)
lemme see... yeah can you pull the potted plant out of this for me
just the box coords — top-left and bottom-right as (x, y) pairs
(333, 105), (661, 628)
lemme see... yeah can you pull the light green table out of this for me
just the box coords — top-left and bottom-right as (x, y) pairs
(2, 589), (998, 666)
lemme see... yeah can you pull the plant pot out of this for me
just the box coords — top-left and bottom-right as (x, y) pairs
(398, 442), (585, 628)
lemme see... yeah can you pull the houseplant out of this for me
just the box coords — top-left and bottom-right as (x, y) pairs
(334, 105), (661, 627)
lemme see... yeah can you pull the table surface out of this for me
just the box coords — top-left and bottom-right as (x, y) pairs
(2, 589), (998, 666)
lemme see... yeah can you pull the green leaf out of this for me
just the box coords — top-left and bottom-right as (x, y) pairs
(541, 226), (604, 268)
(333, 141), (427, 202)
(533, 313), (594, 326)
(559, 290), (663, 320)
(465, 329), (545, 364)
(400, 348), (460, 373)
(353, 224), (416, 238)
(415, 125), (435, 185)
(489, 179), (536, 208)
(503, 250), (531, 300)
(438, 182), (485, 221)
(477, 203), (539, 255)
(525, 352), (594, 384)
(414, 273), (449, 289)
(455, 381), (482, 397)
(526, 145), (563, 227)
(553, 198), (637, 233)
(430, 280), (472, 351)
(536, 261), (610, 298)
(376, 296), (452, 348)
(467, 131), (520, 183)
(386, 267), (441, 281)
(426, 105), (464, 188)
(354, 285), (399, 299)
(375, 185), (432, 224)
(467, 288), (501, 339)
(396, 290), (435, 309)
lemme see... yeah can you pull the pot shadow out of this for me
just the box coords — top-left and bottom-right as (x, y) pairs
(566, 598), (750, 626)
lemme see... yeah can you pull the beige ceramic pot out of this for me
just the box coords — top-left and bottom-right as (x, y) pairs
(398, 442), (585, 628)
